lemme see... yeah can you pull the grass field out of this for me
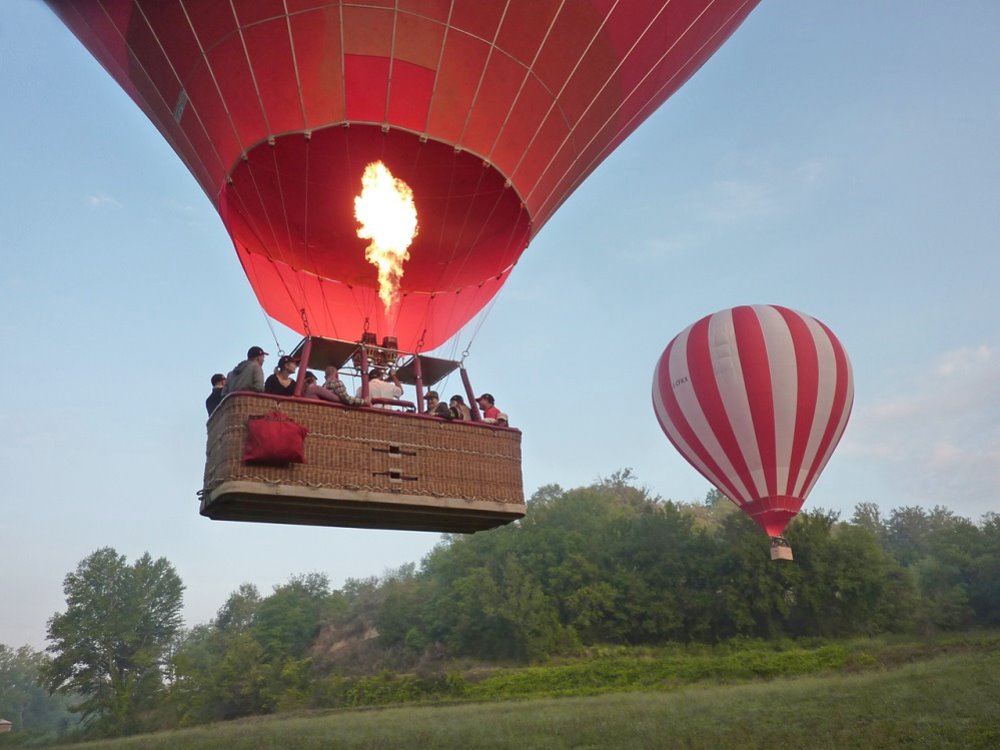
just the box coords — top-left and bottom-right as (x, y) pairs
(42, 648), (1000, 750)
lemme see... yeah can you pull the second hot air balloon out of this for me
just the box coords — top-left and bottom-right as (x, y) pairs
(652, 305), (854, 560)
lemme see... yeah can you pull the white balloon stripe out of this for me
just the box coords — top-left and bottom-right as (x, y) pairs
(661, 323), (754, 504)
(800, 323), (855, 499)
(681, 317), (759, 505)
(709, 308), (768, 500)
(792, 315), (838, 498)
(652, 354), (742, 503)
(774, 305), (820, 495)
(756, 305), (798, 496)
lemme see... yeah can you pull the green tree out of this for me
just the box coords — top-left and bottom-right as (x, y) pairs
(785, 511), (914, 636)
(168, 587), (273, 725)
(44, 548), (184, 736)
(969, 513), (1000, 626)
(0, 644), (76, 737)
(253, 573), (332, 661)
(851, 501), (886, 540)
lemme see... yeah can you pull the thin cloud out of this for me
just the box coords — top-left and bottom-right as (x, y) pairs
(691, 158), (827, 225)
(935, 344), (991, 376)
(86, 193), (122, 209)
(163, 198), (202, 215)
(844, 344), (1000, 514)
(792, 159), (826, 185)
(702, 178), (777, 222)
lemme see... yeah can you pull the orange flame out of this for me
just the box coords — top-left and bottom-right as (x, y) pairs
(354, 161), (418, 318)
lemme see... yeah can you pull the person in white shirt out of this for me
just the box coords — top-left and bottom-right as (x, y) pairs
(359, 368), (402, 408)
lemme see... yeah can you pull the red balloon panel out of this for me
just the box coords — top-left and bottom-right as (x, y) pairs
(288, 10), (346, 128)
(233, 246), (512, 351)
(220, 125), (530, 349)
(243, 23), (306, 137)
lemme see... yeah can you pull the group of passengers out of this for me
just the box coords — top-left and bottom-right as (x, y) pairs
(423, 391), (507, 425)
(206, 346), (507, 426)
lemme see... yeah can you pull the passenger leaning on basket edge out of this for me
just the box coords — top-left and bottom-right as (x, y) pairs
(222, 346), (268, 395)
(321, 367), (369, 406)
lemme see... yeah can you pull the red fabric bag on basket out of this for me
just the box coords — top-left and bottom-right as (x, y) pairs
(242, 411), (308, 465)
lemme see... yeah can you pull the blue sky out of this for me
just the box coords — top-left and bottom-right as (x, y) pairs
(2, 1), (998, 650)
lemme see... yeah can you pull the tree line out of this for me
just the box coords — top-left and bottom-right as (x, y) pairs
(3, 471), (999, 741)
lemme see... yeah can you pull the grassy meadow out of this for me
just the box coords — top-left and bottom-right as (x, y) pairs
(37, 637), (1000, 750)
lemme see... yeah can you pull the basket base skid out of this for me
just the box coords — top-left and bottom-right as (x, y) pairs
(201, 480), (525, 533)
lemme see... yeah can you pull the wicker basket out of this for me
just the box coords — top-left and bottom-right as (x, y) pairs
(201, 393), (525, 533)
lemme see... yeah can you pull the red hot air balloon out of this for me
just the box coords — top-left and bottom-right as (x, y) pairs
(652, 305), (854, 560)
(45, 0), (761, 352)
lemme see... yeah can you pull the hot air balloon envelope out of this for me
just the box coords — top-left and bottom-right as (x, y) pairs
(652, 305), (854, 555)
(46, 0), (762, 350)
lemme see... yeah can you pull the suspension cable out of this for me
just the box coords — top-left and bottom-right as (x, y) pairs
(456, 274), (508, 364)
(260, 305), (284, 356)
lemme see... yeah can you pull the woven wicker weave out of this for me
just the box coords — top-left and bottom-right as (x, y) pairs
(201, 393), (525, 532)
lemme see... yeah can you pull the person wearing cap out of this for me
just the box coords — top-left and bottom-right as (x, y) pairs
(222, 346), (268, 395)
(423, 390), (450, 418)
(205, 373), (227, 415)
(447, 394), (471, 421)
(265, 354), (300, 396)
(358, 367), (403, 408)
(476, 393), (507, 425)
(322, 366), (368, 406)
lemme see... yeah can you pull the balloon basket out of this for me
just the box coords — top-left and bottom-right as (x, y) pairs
(202, 337), (524, 532)
(202, 393), (524, 532)
(770, 537), (793, 561)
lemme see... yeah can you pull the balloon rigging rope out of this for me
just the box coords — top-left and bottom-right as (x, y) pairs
(298, 134), (339, 340)
(441, 170), (527, 361)
(340, 132), (373, 333)
(260, 304), (285, 356)
(224, 170), (305, 348)
(265, 143), (315, 326)
(459, 288), (504, 361)
(229, 156), (315, 343)
(431, 160), (500, 348)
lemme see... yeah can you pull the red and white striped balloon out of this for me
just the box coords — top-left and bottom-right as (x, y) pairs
(652, 305), (854, 539)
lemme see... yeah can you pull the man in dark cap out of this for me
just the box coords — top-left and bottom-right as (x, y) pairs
(222, 346), (268, 395)
(423, 390), (450, 418)
(476, 393), (508, 425)
(205, 373), (227, 415)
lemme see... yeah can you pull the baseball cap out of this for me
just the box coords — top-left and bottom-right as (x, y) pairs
(247, 346), (269, 359)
